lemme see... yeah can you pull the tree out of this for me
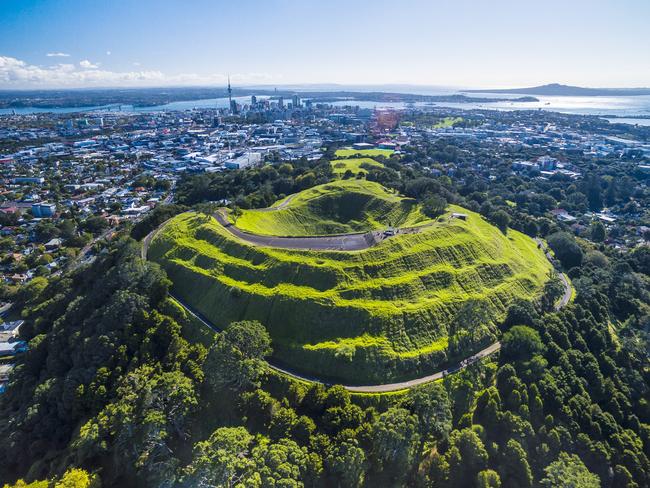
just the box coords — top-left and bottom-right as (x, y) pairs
(503, 298), (539, 329)
(2, 480), (49, 488)
(477, 469), (502, 488)
(547, 232), (583, 269)
(590, 221), (606, 242)
(612, 465), (638, 488)
(491, 209), (511, 233)
(499, 439), (532, 488)
(34, 220), (60, 242)
(542, 271), (565, 311)
(251, 438), (321, 487)
(501, 326), (543, 361)
(14, 276), (48, 308)
(403, 177), (438, 198)
(583, 174), (603, 211)
(185, 427), (256, 487)
(3, 469), (98, 488)
(231, 205), (243, 224)
(195, 202), (220, 222)
(422, 194), (448, 218)
(54, 469), (100, 488)
(73, 366), (197, 485)
(371, 407), (420, 476)
(541, 452), (600, 488)
(80, 216), (108, 235)
(403, 383), (452, 443)
(447, 428), (489, 487)
(325, 437), (366, 488)
(204, 320), (272, 391)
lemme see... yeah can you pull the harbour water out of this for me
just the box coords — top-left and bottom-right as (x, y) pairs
(2, 90), (650, 125)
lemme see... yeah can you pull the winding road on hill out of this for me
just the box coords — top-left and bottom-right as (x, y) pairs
(255, 193), (297, 212)
(214, 203), (439, 251)
(535, 238), (572, 311)
(141, 213), (572, 393)
(216, 208), (380, 251)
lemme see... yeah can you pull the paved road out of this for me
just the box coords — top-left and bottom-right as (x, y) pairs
(556, 273), (572, 310)
(216, 209), (380, 251)
(165, 288), (503, 393)
(69, 227), (115, 271)
(255, 193), (296, 212)
(141, 225), (159, 260)
(535, 238), (572, 310)
(345, 342), (503, 393)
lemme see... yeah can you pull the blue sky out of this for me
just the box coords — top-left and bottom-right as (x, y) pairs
(1, 0), (649, 89)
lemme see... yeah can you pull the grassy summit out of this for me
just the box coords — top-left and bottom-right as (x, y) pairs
(335, 148), (394, 158)
(330, 157), (384, 178)
(234, 179), (428, 236)
(149, 190), (552, 384)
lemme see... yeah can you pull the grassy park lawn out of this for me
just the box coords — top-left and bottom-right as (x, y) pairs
(335, 148), (395, 158)
(330, 157), (384, 177)
(432, 117), (464, 128)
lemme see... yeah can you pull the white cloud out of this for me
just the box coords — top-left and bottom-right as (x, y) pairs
(132, 62), (141, 66)
(46, 52), (70, 57)
(0, 55), (279, 88)
(106, 51), (111, 56)
(79, 59), (100, 69)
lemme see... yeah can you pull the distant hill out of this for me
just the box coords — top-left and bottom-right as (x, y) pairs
(463, 83), (650, 97)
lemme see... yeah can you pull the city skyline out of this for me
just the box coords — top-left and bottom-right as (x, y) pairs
(1, 0), (649, 89)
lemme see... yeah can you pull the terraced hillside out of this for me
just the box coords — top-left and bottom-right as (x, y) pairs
(148, 205), (553, 384)
(234, 179), (428, 236)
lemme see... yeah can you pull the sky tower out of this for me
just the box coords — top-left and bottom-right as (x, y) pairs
(227, 75), (237, 114)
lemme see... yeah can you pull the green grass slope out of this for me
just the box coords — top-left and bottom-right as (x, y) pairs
(330, 157), (384, 177)
(432, 117), (464, 128)
(234, 179), (428, 236)
(335, 148), (394, 158)
(149, 206), (552, 384)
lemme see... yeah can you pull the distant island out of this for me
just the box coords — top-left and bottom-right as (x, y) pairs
(463, 83), (650, 97)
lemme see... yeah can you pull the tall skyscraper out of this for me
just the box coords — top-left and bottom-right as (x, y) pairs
(278, 96), (284, 109)
(292, 94), (300, 108)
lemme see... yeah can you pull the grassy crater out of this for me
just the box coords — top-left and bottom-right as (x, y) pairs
(234, 179), (429, 237)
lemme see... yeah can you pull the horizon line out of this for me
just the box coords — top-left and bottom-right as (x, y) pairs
(2, 82), (650, 93)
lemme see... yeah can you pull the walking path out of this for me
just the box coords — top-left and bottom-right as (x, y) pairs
(140, 215), (572, 393)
